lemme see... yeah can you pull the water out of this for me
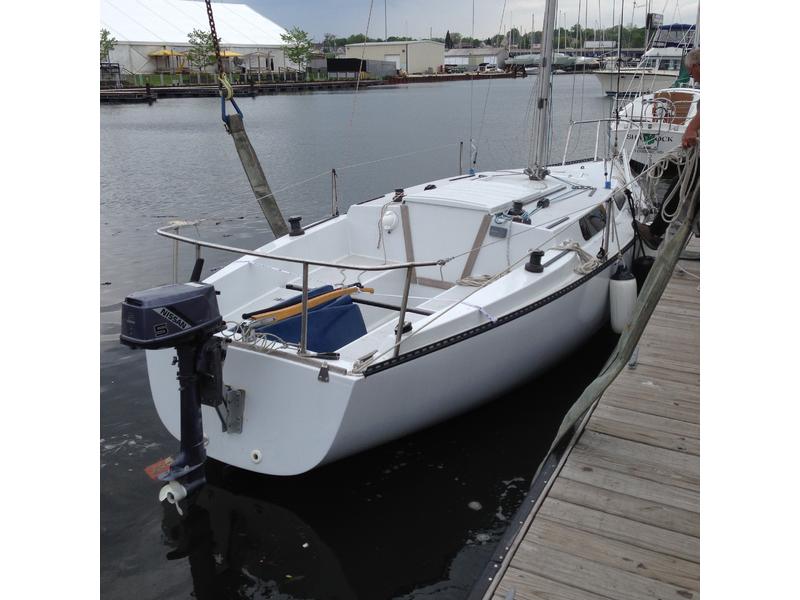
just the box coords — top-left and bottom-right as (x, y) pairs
(101, 76), (617, 599)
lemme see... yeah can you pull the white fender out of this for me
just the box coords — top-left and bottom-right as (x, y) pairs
(610, 264), (638, 334)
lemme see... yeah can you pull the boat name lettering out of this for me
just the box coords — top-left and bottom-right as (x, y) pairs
(154, 307), (191, 331)
(627, 133), (673, 143)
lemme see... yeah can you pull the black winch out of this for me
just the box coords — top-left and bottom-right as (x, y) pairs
(120, 264), (229, 513)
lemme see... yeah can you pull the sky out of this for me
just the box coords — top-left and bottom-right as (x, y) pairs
(242, 0), (700, 42)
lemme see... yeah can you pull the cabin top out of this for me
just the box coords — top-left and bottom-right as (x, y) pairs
(403, 174), (565, 213)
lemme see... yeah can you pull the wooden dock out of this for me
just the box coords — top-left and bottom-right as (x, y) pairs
(486, 254), (700, 600)
(100, 79), (388, 103)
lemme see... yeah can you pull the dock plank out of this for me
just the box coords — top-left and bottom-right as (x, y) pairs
(601, 386), (699, 424)
(538, 498), (699, 562)
(548, 477), (699, 536)
(558, 462), (699, 513)
(526, 518), (699, 590)
(587, 405), (700, 455)
(512, 541), (697, 600)
(493, 567), (614, 600)
(571, 431), (700, 491)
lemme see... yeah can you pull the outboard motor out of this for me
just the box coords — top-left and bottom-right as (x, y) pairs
(120, 275), (225, 514)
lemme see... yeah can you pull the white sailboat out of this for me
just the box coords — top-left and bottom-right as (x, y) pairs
(594, 24), (696, 96)
(610, 86), (699, 166)
(126, 0), (644, 482)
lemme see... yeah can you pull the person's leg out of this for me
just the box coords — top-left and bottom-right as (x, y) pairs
(649, 176), (681, 236)
(632, 162), (679, 248)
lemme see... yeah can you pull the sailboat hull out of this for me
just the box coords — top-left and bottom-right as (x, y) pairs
(594, 71), (678, 96)
(146, 247), (628, 476)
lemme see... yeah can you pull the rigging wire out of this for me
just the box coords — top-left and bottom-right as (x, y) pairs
(474, 0), (510, 169)
(468, 0), (476, 173)
(349, 0), (375, 128)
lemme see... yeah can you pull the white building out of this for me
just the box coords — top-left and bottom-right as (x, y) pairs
(100, 0), (292, 74)
(344, 41), (444, 74)
(444, 47), (508, 70)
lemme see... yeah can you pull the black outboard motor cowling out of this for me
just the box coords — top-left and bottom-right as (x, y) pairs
(120, 282), (226, 514)
(120, 282), (223, 350)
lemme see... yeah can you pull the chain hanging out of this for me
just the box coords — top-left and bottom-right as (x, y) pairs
(204, 0), (240, 125)
(204, 0), (225, 81)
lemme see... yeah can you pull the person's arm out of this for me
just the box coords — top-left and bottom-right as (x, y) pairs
(682, 110), (699, 148)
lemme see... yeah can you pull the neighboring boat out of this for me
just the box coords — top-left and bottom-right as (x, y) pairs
(610, 87), (700, 166)
(593, 23), (696, 96)
(126, 0), (643, 483)
(573, 55), (601, 71)
(508, 52), (576, 72)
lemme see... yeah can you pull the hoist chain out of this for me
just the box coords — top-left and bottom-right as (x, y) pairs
(204, 0), (225, 81)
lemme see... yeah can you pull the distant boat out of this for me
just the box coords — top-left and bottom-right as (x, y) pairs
(593, 24), (696, 96)
(594, 46), (688, 96)
(508, 51), (576, 70)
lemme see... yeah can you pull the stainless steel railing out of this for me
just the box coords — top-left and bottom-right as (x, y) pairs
(158, 222), (445, 357)
(561, 117), (644, 166)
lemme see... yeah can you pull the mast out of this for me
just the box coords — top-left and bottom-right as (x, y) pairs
(695, 1), (700, 47)
(526, 0), (558, 180)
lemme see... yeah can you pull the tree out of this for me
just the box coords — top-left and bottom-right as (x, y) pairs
(100, 28), (117, 62)
(323, 33), (337, 52)
(486, 34), (504, 47)
(444, 30), (453, 49)
(281, 26), (314, 71)
(186, 28), (219, 72)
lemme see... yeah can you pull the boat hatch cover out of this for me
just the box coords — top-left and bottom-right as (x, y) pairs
(404, 176), (565, 213)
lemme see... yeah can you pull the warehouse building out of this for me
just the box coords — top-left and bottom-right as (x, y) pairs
(100, 0), (292, 74)
(444, 47), (508, 70)
(344, 40), (444, 74)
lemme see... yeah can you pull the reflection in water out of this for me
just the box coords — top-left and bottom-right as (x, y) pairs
(162, 484), (355, 599)
(156, 326), (617, 600)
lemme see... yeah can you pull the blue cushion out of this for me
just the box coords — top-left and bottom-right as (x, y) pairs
(255, 294), (367, 353)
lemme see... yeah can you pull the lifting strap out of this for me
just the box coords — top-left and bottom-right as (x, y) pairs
(204, 0), (288, 237)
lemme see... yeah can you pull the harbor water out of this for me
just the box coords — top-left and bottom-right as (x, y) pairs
(101, 75), (617, 599)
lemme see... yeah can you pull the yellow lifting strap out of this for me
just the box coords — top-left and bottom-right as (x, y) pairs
(219, 72), (234, 100)
(249, 286), (375, 324)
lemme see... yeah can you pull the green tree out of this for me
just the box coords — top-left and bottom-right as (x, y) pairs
(323, 33), (337, 52)
(100, 28), (117, 62)
(186, 28), (218, 72)
(486, 34), (504, 47)
(281, 26), (314, 71)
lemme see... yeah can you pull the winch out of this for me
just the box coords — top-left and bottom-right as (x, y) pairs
(120, 263), (231, 514)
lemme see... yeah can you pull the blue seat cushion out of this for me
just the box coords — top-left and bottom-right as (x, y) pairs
(242, 285), (336, 320)
(255, 294), (367, 353)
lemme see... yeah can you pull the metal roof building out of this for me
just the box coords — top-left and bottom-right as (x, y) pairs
(344, 41), (444, 75)
(100, 0), (291, 74)
(444, 47), (508, 69)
